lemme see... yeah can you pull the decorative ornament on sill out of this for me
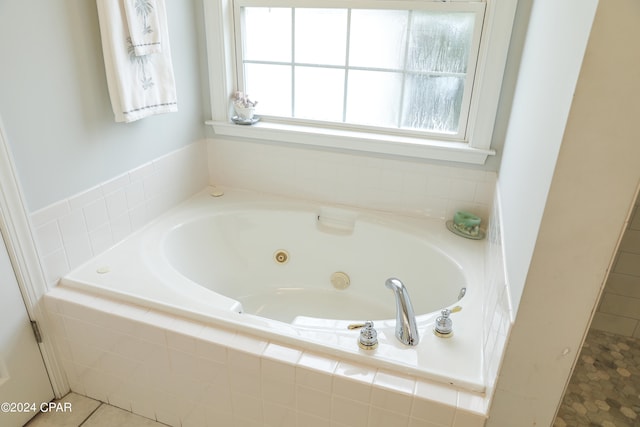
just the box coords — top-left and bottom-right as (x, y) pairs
(231, 91), (260, 125)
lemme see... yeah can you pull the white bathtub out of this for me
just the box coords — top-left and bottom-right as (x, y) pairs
(60, 187), (487, 391)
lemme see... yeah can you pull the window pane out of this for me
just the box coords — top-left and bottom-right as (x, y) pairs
(402, 75), (464, 133)
(407, 12), (475, 73)
(238, 5), (479, 138)
(295, 67), (345, 121)
(295, 9), (347, 66)
(244, 8), (291, 62)
(346, 70), (402, 127)
(245, 63), (292, 116)
(349, 10), (409, 70)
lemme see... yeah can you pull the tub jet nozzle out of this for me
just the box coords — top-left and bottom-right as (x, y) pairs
(273, 250), (289, 264)
(330, 271), (350, 290)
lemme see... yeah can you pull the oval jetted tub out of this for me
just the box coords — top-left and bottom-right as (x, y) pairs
(60, 186), (487, 391)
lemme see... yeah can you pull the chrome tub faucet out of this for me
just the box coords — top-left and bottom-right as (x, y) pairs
(385, 277), (419, 346)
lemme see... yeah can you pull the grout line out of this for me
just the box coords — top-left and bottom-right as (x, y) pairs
(76, 401), (172, 427)
(78, 402), (103, 427)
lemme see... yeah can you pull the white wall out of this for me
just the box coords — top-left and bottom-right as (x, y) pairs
(489, 1), (640, 425)
(0, 0), (208, 212)
(497, 0), (598, 312)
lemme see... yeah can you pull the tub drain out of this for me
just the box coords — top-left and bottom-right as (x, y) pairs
(274, 250), (289, 264)
(330, 272), (350, 290)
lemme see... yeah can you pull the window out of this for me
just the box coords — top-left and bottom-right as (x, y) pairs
(204, 0), (517, 164)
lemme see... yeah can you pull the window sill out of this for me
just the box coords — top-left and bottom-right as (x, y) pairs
(205, 120), (495, 165)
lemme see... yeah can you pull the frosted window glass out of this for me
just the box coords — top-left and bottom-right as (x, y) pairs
(407, 12), (475, 73)
(244, 8), (291, 62)
(239, 6), (479, 137)
(402, 75), (464, 133)
(295, 67), (345, 121)
(245, 64), (292, 116)
(295, 9), (347, 66)
(346, 70), (403, 127)
(349, 10), (409, 70)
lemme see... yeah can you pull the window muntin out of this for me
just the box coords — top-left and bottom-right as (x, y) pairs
(234, 2), (485, 141)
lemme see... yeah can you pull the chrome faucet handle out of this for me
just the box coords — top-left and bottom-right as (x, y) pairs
(348, 321), (378, 350)
(347, 322), (368, 329)
(434, 306), (461, 338)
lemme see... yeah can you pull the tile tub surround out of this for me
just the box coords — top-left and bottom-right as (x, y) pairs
(30, 136), (495, 291)
(45, 286), (489, 427)
(30, 141), (209, 288)
(207, 138), (496, 224)
(30, 139), (496, 286)
(482, 188), (512, 396)
(31, 138), (505, 425)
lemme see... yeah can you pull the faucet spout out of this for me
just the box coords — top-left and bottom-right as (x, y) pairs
(385, 278), (419, 346)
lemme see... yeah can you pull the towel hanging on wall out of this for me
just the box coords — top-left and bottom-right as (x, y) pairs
(96, 0), (178, 123)
(123, 0), (162, 56)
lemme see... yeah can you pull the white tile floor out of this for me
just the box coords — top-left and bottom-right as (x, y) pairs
(25, 393), (168, 427)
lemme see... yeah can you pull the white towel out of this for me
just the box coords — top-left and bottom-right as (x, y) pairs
(123, 0), (162, 56)
(96, 0), (178, 123)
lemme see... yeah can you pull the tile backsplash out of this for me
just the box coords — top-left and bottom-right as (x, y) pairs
(31, 141), (209, 287)
(31, 138), (497, 289)
(482, 187), (512, 397)
(207, 138), (496, 222)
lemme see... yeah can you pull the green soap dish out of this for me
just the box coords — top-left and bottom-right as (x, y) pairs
(446, 220), (486, 240)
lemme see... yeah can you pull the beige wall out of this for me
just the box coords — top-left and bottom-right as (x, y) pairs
(489, 0), (640, 425)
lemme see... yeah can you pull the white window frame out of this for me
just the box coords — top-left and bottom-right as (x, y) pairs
(204, 0), (517, 165)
